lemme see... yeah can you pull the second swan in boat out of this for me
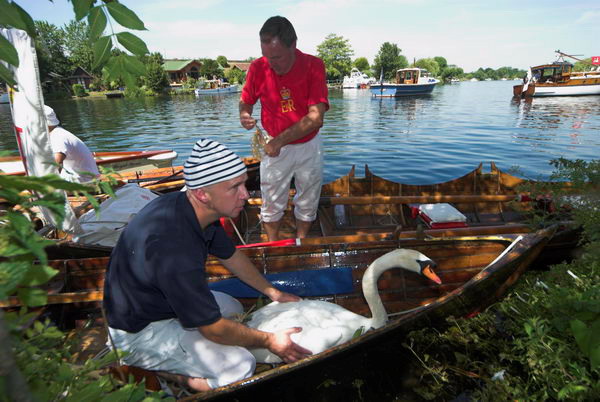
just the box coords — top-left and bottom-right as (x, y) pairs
(246, 248), (442, 363)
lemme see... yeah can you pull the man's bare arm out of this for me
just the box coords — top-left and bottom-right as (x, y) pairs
(264, 102), (327, 157)
(199, 318), (311, 363)
(218, 249), (300, 302)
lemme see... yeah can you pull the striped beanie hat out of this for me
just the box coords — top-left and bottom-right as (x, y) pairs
(183, 139), (247, 189)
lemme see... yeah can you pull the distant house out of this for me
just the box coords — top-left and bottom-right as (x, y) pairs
(227, 60), (252, 73)
(68, 66), (93, 89)
(163, 59), (203, 86)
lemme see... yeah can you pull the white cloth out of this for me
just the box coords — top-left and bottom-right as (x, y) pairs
(260, 134), (323, 222)
(108, 291), (253, 389)
(1, 28), (81, 233)
(74, 184), (159, 247)
(50, 126), (99, 182)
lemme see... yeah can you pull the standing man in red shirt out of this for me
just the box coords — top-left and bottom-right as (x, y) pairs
(239, 16), (329, 241)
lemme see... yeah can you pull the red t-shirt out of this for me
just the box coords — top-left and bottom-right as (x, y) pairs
(241, 49), (329, 144)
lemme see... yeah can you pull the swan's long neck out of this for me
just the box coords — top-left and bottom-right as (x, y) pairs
(361, 250), (420, 329)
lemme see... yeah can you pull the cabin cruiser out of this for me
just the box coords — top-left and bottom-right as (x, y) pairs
(513, 51), (600, 97)
(370, 68), (439, 97)
(342, 68), (375, 88)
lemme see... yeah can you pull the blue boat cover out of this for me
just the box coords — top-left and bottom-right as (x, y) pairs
(208, 267), (354, 297)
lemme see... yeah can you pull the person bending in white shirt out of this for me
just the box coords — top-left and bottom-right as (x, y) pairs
(44, 105), (100, 183)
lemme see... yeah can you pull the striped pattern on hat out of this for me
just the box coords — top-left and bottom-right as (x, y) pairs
(183, 139), (247, 189)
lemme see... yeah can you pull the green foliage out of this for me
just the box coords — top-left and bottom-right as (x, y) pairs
(0, 3), (163, 398)
(224, 68), (245, 84)
(63, 20), (95, 74)
(2, 311), (169, 401)
(316, 33), (354, 80)
(72, 83), (86, 97)
(402, 158), (600, 401)
(0, 174), (92, 306)
(199, 58), (222, 79)
(1, 1), (149, 92)
(34, 20), (71, 79)
(182, 77), (198, 92)
(433, 56), (447, 70)
(465, 66), (525, 80)
(216, 55), (229, 68)
(520, 158), (600, 256)
(414, 58), (440, 76)
(404, 259), (599, 401)
(440, 66), (464, 82)
(372, 42), (408, 80)
(123, 85), (145, 98)
(140, 52), (169, 92)
(573, 58), (594, 72)
(353, 57), (370, 73)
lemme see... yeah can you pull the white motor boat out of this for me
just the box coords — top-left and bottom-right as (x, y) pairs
(342, 68), (375, 89)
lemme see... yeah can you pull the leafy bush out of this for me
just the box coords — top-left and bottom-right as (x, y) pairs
(124, 86), (145, 98)
(72, 83), (87, 97)
(181, 77), (198, 92)
(404, 259), (599, 401)
(224, 68), (245, 84)
(0, 173), (168, 400)
(402, 158), (600, 401)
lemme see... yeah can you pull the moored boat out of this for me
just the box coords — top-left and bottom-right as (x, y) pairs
(370, 68), (439, 97)
(45, 162), (581, 269)
(194, 80), (239, 95)
(342, 68), (375, 89)
(0, 149), (178, 176)
(233, 163), (580, 268)
(2, 229), (555, 399)
(513, 50), (600, 97)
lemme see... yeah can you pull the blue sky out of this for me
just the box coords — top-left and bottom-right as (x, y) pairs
(25, 0), (600, 72)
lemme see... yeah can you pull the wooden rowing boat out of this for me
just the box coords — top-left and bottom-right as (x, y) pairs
(232, 163), (579, 267)
(44, 162), (580, 268)
(61, 156), (261, 211)
(2, 228), (555, 399)
(0, 149), (178, 176)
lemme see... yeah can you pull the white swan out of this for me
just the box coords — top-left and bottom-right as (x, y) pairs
(246, 248), (441, 363)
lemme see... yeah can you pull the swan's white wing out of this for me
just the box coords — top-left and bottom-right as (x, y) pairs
(247, 300), (371, 363)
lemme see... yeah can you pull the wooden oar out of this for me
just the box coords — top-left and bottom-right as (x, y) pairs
(247, 194), (519, 206)
(0, 290), (104, 308)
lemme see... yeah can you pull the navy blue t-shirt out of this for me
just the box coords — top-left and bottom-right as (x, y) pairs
(103, 191), (236, 333)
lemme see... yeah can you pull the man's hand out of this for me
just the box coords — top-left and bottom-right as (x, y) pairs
(240, 114), (256, 130)
(264, 287), (301, 303)
(264, 138), (282, 157)
(267, 327), (312, 363)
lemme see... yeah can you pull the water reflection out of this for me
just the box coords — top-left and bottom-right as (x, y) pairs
(511, 96), (599, 151)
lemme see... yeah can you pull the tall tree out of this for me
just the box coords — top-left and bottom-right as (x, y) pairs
(63, 20), (95, 74)
(141, 52), (168, 92)
(372, 42), (408, 80)
(353, 57), (370, 73)
(34, 21), (71, 79)
(200, 58), (223, 78)
(316, 33), (354, 80)
(216, 55), (229, 68)
(414, 58), (440, 76)
(433, 56), (448, 70)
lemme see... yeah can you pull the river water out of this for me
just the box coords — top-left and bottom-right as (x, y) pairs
(1, 80), (599, 184)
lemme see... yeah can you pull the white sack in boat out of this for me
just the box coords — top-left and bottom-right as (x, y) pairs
(74, 184), (158, 247)
(418, 203), (467, 223)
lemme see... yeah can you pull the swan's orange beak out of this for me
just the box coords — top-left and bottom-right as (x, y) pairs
(422, 265), (442, 285)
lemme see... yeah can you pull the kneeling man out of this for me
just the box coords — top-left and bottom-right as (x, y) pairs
(103, 138), (311, 391)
